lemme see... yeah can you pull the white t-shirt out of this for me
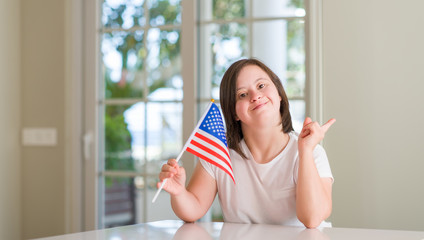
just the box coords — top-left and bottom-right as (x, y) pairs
(199, 131), (333, 226)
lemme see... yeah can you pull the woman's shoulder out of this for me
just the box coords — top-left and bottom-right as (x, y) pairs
(288, 131), (299, 140)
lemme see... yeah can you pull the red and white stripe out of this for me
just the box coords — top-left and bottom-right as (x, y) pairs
(186, 129), (235, 184)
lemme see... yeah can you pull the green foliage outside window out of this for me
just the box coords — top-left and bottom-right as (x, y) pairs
(102, 0), (181, 178)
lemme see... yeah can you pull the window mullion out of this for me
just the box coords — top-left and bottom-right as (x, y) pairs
(305, 0), (323, 123)
(181, 0), (198, 180)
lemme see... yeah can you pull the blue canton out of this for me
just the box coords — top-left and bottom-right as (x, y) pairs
(198, 103), (228, 147)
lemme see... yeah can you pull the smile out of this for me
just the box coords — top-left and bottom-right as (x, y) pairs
(252, 101), (268, 111)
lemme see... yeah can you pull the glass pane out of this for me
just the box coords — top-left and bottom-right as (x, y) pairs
(286, 20), (305, 98)
(122, 102), (146, 172)
(289, 100), (305, 133)
(102, 0), (146, 28)
(199, 0), (247, 21)
(104, 105), (136, 171)
(199, 23), (248, 101)
(147, 29), (182, 101)
(146, 102), (182, 166)
(102, 31), (146, 99)
(252, 0), (305, 18)
(103, 176), (137, 227)
(148, 0), (182, 26)
(107, 102), (182, 172)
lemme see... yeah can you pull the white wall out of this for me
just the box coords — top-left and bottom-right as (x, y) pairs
(21, 0), (66, 238)
(0, 0), (21, 239)
(323, 0), (424, 230)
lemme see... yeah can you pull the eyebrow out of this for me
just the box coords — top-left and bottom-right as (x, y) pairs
(236, 77), (268, 91)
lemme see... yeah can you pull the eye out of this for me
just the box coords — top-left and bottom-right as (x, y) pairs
(238, 92), (247, 99)
(258, 83), (265, 89)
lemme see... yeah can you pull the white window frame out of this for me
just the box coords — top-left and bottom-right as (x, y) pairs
(305, 0), (324, 123)
(64, 0), (322, 231)
(64, 0), (84, 233)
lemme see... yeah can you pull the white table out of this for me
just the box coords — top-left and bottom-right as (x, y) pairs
(36, 220), (424, 240)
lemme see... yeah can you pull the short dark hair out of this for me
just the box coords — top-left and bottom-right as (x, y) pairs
(219, 58), (294, 158)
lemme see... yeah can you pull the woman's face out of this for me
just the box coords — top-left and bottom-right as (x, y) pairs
(234, 64), (282, 128)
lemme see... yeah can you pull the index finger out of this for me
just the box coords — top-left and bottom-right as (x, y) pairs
(167, 158), (178, 166)
(321, 118), (336, 133)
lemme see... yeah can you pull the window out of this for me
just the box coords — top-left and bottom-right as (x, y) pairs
(85, 0), (313, 228)
(198, 0), (306, 132)
(99, 0), (183, 227)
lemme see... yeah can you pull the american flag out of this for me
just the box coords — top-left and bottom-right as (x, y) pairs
(186, 102), (235, 184)
(151, 101), (235, 203)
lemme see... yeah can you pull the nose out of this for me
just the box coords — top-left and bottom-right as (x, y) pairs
(250, 90), (262, 102)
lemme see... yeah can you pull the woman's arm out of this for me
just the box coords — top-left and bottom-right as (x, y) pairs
(296, 117), (335, 228)
(296, 153), (333, 228)
(158, 159), (217, 222)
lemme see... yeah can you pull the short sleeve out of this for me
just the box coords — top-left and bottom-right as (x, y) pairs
(313, 144), (334, 182)
(199, 159), (216, 180)
(293, 144), (334, 184)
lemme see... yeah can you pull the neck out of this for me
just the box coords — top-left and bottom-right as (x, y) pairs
(242, 123), (290, 164)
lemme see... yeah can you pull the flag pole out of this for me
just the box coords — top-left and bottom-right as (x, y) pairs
(152, 100), (215, 203)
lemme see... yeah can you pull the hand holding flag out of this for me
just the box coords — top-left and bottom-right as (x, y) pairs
(156, 158), (186, 196)
(152, 100), (235, 203)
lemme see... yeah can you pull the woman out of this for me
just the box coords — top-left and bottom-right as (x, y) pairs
(158, 58), (335, 228)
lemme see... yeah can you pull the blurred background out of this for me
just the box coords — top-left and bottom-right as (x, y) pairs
(1, 0), (423, 239)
